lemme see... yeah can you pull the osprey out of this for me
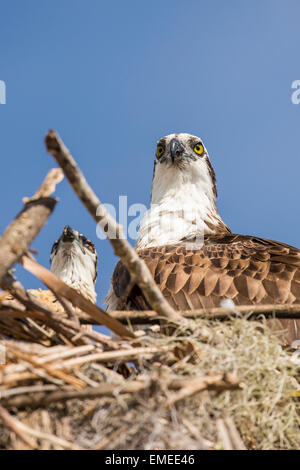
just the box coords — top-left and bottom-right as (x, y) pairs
(106, 133), (300, 345)
(1, 226), (98, 333)
(50, 225), (98, 303)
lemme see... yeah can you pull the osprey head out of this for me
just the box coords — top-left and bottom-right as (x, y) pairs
(50, 225), (98, 302)
(152, 133), (217, 204)
(136, 133), (229, 249)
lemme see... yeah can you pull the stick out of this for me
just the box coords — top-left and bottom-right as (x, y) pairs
(108, 303), (300, 322)
(6, 344), (86, 390)
(166, 373), (244, 407)
(224, 417), (246, 450)
(21, 255), (135, 338)
(0, 404), (38, 449)
(0, 404), (82, 450)
(45, 130), (182, 323)
(216, 419), (233, 450)
(56, 345), (164, 369)
(0, 384), (58, 399)
(22, 168), (63, 202)
(3, 381), (147, 409)
(216, 417), (247, 450)
(1, 273), (92, 346)
(0, 168), (63, 284)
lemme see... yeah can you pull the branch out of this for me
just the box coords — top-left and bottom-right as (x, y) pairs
(216, 418), (246, 450)
(45, 130), (182, 323)
(21, 254), (135, 338)
(0, 273), (116, 346)
(22, 168), (63, 202)
(3, 381), (147, 409)
(108, 304), (300, 322)
(0, 404), (82, 450)
(0, 168), (63, 284)
(0, 404), (38, 449)
(166, 373), (244, 407)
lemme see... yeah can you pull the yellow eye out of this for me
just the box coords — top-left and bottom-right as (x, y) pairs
(156, 145), (165, 158)
(194, 143), (204, 155)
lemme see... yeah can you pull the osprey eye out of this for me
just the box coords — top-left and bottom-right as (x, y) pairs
(156, 145), (165, 158)
(82, 237), (95, 252)
(194, 143), (204, 155)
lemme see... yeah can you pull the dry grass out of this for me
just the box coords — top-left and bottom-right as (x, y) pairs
(1, 316), (299, 450)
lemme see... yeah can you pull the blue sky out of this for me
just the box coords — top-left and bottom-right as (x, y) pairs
(0, 0), (300, 309)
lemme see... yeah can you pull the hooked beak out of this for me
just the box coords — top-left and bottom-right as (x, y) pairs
(170, 138), (185, 163)
(62, 225), (76, 242)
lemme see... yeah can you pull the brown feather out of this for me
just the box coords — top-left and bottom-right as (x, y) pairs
(111, 233), (300, 345)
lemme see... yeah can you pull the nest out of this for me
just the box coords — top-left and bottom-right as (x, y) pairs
(1, 131), (300, 450)
(1, 316), (299, 450)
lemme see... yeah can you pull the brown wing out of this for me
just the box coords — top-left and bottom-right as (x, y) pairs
(112, 234), (300, 344)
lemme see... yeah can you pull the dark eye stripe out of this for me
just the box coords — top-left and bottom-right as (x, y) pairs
(80, 235), (95, 252)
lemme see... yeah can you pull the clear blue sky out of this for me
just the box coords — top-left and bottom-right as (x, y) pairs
(0, 0), (300, 308)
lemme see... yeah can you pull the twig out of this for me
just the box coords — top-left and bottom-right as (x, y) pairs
(1, 273), (91, 346)
(6, 344), (86, 390)
(54, 346), (164, 369)
(108, 304), (300, 322)
(0, 384), (58, 399)
(181, 417), (214, 450)
(1, 272), (123, 347)
(45, 129), (182, 324)
(0, 404), (82, 450)
(37, 344), (96, 364)
(3, 381), (147, 409)
(0, 404), (38, 449)
(224, 417), (246, 450)
(216, 417), (246, 450)
(166, 373), (244, 407)
(216, 419), (233, 450)
(21, 255), (135, 339)
(94, 425), (127, 450)
(23, 168), (63, 202)
(52, 294), (79, 324)
(0, 168), (63, 284)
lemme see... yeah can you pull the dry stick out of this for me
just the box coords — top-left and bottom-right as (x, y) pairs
(3, 381), (147, 409)
(216, 419), (233, 451)
(94, 425), (128, 450)
(223, 417), (246, 450)
(5, 344), (86, 390)
(0, 305), (118, 349)
(0, 384), (58, 399)
(56, 345), (164, 369)
(37, 344), (95, 364)
(108, 303), (300, 322)
(181, 417), (214, 450)
(45, 130), (182, 324)
(166, 373), (244, 407)
(22, 168), (64, 202)
(0, 168), (63, 284)
(1, 273), (90, 346)
(0, 404), (82, 450)
(21, 255), (135, 339)
(3, 372), (242, 410)
(1, 273), (121, 347)
(0, 404), (38, 449)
